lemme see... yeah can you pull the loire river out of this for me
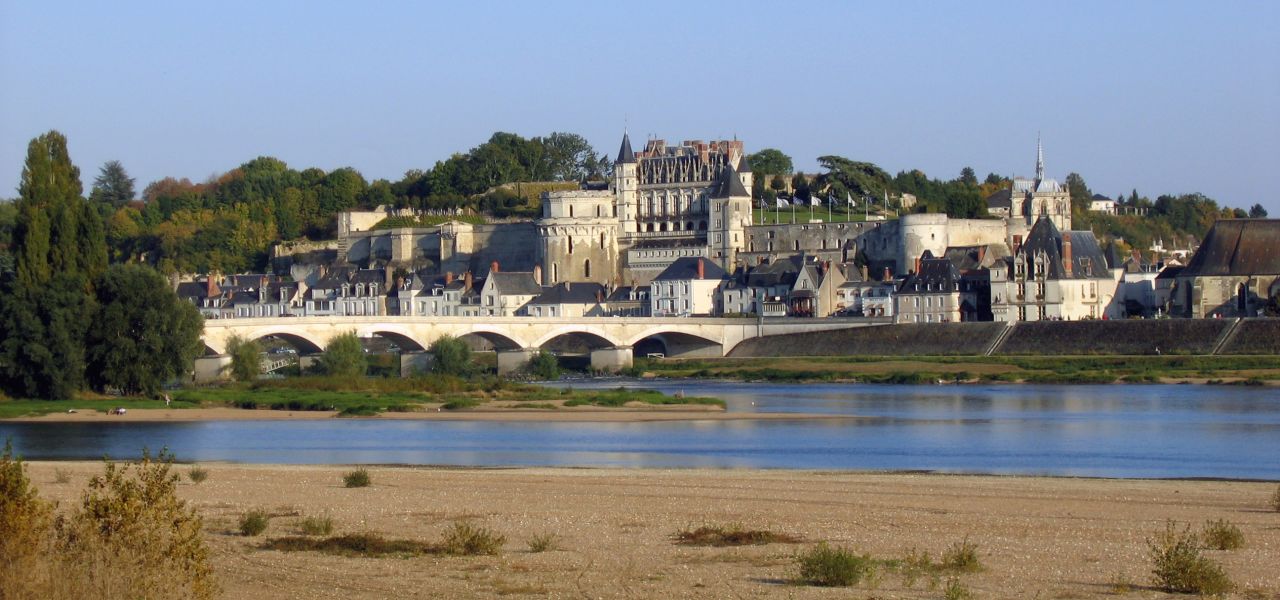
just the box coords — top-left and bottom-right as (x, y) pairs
(3, 382), (1277, 479)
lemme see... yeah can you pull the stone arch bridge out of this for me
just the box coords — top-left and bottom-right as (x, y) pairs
(200, 316), (879, 378)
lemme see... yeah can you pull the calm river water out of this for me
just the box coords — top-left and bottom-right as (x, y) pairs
(2, 382), (1277, 479)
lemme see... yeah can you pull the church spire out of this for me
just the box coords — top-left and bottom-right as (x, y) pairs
(616, 130), (636, 164)
(1035, 133), (1044, 182)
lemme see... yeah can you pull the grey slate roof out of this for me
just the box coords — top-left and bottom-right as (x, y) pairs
(488, 272), (543, 296)
(616, 132), (636, 164)
(1018, 217), (1111, 280)
(653, 257), (728, 282)
(1179, 219), (1280, 277)
(745, 255), (803, 287)
(528, 282), (605, 305)
(897, 251), (962, 294)
(711, 165), (749, 199)
(736, 153), (751, 173)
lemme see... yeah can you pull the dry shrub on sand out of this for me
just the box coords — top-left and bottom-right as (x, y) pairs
(0, 444), (217, 600)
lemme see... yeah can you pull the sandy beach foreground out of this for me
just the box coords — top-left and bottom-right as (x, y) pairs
(21, 462), (1280, 599)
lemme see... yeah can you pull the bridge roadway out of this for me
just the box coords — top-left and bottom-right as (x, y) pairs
(200, 315), (885, 377)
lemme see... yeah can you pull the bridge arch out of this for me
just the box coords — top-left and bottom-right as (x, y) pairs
(626, 329), (724, 359)
(357, 326), (428, 352)
(530, 327), (624, 350)
(240, 330), (327, 355)
(454, 329), (526, 351)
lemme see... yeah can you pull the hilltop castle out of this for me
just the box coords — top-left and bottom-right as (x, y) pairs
(320, 133), (1075, 289)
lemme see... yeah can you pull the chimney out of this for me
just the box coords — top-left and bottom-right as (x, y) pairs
(1013, 234), (1023, 255)
(595, 289), (604, 303)
(445, 271), (454, 285)
(977, 246), (987, 265)
(1062, 232), (1074, 277)
(882, 266), (892, 282)
(821, 260), (829, 276)
(533, 264), (543, 286)
(206, 275), (216, 297)
(757, 256), (765, 265)
(463, 271), (473, 292)
(697, 258), (705, 279)
(565, 281), (571, 291)
(384, 265), (394, 288)
(860, 264), (869, 281)
(490, 260), (499, 274)
(914, 256), (922, 274)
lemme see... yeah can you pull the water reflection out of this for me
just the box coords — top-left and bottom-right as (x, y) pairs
(1, 383), (1277, 479)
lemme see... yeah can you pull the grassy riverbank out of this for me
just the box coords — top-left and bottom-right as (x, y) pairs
(0, 376), (722, 419)
(628, 354), (1280, 385)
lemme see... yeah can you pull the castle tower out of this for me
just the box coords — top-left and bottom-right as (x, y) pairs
(709, 165), (752, 271)
(614, 132), (638, 235)
(736, 153), (753, 204)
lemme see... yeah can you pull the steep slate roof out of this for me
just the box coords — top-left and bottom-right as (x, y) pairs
(1018, 217), (1111, 280)
(653, 257), (728, 282)
(606, 285), (649, 303)
(616, 132), (636, 164)
(736, 153), (752, 173)
(528, 282), (605, 306)
(1179, 219), (1280, 277)
(745, 255), (803, 287)
(1155, 265), (1185, 281)
(487, 272), (543, 296)
(176, 281), (212, 300)
(943, 244), (1009, 273)
(897, 251), (962, 294)
(711, 165), (749, 199)
(985, 188), (1012, 210)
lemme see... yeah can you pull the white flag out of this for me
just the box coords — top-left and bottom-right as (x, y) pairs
(810, 195), (821, 207)
(776, 197), (787, 208)
(846, 192), (854, 206)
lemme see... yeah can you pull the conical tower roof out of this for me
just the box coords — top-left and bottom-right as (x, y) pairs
(616, 132), (636, 164)
(736, 153), (752, 173)
(712, 165), (749, 199)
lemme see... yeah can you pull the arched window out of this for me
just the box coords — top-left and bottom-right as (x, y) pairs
(584, 259), (591, 279)
(569, 205), (574, 218)
(568, 237), (574, 254)
(646, 223), (655, 232)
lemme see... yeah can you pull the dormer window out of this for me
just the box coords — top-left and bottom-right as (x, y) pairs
(341, 284), (349, 297)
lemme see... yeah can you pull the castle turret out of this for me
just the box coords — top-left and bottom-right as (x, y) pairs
(709, 165), (751, 271)
(614, 131), (639, 235)
(736, 152), (754, 204)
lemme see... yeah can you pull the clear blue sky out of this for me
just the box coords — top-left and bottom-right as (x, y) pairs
(2, 1), (1277, 214)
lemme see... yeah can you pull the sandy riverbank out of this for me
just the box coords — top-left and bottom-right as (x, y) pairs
(21, 462), (1280, 599)
(4, 406), (857, 423)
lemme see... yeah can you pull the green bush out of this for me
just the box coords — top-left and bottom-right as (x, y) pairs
(343, 468), (371, 488)
(319, 332), (367, 378)
(53, 468), (71, 484)
(239, 509), (269, 536)
(794, 542), (875, 587)
(674, 523), (801, 547)
(226, 335), (262, 382)
(187, 465), (209, 484)
(528, 350), (560, 380)
(428, 335), (473, 377)
(1201, 519), (1244, 550)
(299, 515), (334, 536)
(440, 521), (505, 556)
(1148, 521), (1233, 595)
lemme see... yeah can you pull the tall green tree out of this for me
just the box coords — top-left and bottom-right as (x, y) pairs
(428, 335), (473, 376)
(1249, 204), (1268, 218)
(319, 332), (366, 378)
(0, 274), (92, 399)
(84, 265), (203, 395)
(225, 335), (262, 382)
(747, 149), (793, 176)
(90, 160), (137, 208)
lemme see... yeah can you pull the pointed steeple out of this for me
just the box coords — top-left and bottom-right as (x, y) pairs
(736, 153), (752, 173)
(616, 131), (636, 164)
(1035, 134), (1044, 182)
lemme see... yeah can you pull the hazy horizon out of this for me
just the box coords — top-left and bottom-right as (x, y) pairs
(2, 1), (1277, 213)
